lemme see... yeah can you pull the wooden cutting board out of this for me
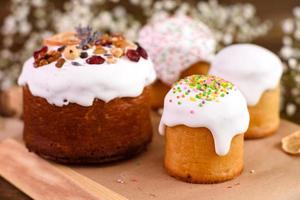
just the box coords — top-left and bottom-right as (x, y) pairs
(0, 113), (299, 200)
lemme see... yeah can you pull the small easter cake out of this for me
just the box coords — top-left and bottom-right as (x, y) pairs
(210, 44), (283, 139)
(18, 28), (156, 164)
(138, 15), (216, 109)
(159, 75), (249, 183)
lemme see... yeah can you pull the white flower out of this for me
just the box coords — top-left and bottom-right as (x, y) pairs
(19, 21), (32, 35)
(113, 6), (126, 18)
(130, 0), (140, 6)
(294, 30), (300, 40)
(283, 36), (293, 46)
(223, 33), (233, 45)
(31, 0), (45, 8)
(281, 46), (294, 59)
(2, 16), (17, 35)
(288, 58), (298, 69)
(286, 103), (297, 116)
(293, 7), (300, 19)
(282, 19), (294, 34)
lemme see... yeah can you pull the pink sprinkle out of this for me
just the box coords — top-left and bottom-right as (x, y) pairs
(190, 110), (194, 114)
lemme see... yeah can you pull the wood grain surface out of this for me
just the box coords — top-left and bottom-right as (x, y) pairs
(0, 139), (128, 200)
(0, 113), (299, 200)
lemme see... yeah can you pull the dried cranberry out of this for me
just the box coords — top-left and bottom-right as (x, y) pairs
(80, 52), (88, 58)
(86, 56), (105, 65)
(137, 46), (148, 59)
(33, 46), (48, 59)
(126, 50), (140, 62)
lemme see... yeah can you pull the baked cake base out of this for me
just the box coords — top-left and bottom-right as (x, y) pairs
(23, 86), (153, 164)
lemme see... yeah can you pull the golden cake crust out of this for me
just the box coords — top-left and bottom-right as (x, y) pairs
(149, 62), (210, 109)
(245, 86), (280, 139)
(23, 86), (153, 164)
(164, 125), (244, 183)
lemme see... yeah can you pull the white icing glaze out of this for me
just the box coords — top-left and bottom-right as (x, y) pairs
(159, 75), (249, 156)
(138, 15), (216, 85)
(209, 44), (283, 106)
(18, 46), (156, 107)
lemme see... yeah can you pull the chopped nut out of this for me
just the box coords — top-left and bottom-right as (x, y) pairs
(281, 130), (300, 155)
(250, 170), (255, 174)
(63, 45), (80, 60)
(107, 56), (117, 64)
(111, 48), (123, 57)
(40, 59), (48, 66)
(48, 50), (62, 59)
(94, 46), (107, 55)
(111, 34), (124, 42)
(126, 40), (138, 50)
(99, 34), (112, 46)
(113, 39), (127, 49)
(55, 58), (65, 68)
(34, 49), (62, 67)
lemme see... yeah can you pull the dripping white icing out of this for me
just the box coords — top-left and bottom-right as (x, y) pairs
(138, 15), (216, 85)
(159, 75), (249, 156)
(209, 44), (283, 106)
(18, 47), (156, 107)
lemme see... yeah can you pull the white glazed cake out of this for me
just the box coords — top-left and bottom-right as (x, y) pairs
(209, 44), (283, 138)
(209, 44), (283, 106)
(138, 15), (216, 85)
(159, 75), (249, 156)
(18, 31), (157, 164)
(19, 40), (156, 107)
(160, 75), (249, 183)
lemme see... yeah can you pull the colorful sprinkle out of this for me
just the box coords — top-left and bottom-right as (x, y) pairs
(169, 75), (235, 110)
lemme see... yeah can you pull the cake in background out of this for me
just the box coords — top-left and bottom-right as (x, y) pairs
(210, 44), (283, 139)
(18, 29), (156, 164)
(159, 75), (249, 183)
(138, 15), (216, 109)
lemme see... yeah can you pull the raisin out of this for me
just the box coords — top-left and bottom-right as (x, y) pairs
(55, 58), (65, 68)
(80, 52), (88, 58)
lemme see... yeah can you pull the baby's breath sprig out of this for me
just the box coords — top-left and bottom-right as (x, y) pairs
(75, 26), (101, 48)
(280, 7), (300, 120)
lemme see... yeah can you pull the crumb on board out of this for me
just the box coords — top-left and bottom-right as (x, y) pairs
(116, 178), (125, 184)
(130, 178), (138, 182)
(227, 182), (240, 189)
(149, 193), (157, 198)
